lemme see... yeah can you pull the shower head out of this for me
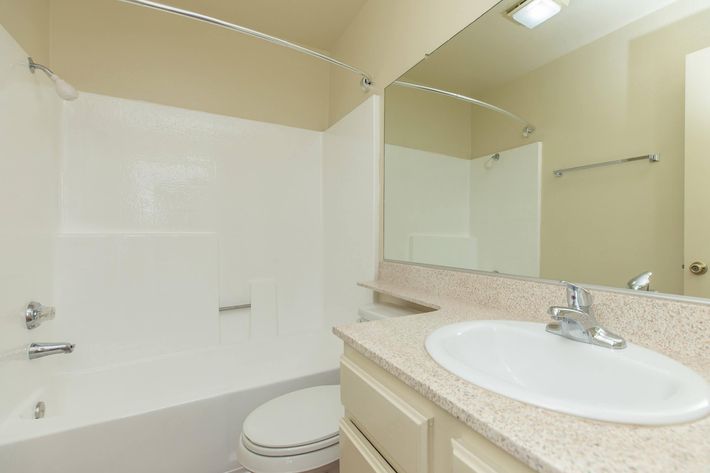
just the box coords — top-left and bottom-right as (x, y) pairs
(28, 57), (79, 101)
(484, 153), (501, 169)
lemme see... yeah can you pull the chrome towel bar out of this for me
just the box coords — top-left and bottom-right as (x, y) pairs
(553, 153), (659, 177)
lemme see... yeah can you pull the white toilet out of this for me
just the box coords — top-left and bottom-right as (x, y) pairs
(237, 385), (342, 473)
(237, 303), (423, 473)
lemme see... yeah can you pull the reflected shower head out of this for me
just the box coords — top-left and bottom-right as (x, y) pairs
(28, 57), (79, 101)
(484, 153), (501, 169)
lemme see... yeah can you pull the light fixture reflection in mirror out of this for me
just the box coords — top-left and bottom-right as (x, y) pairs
(507, 0), (568, 29)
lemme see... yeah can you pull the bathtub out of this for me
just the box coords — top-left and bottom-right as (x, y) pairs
(0, 330), (342, 473)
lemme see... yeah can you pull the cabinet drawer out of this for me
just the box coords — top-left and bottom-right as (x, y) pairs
(340, 356), (431, 473)
(452, 438), (533, 473)
(452, 438), (497, 473)
(340, 418), (396, 473)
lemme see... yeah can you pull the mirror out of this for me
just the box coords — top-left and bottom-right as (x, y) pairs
(384, 0), (710, 299)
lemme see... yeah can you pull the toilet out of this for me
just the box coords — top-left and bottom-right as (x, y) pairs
(237, 303), (424, 473)
(237, 385), (342, 473)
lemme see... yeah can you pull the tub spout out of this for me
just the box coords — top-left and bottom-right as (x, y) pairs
(28, 342), (75, 360)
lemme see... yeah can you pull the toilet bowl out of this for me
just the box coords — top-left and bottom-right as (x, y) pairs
(237, 385), (342, 473)
(238, 304), (424, 473)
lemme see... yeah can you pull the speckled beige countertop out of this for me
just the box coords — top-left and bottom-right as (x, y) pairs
(333, 266), (710, 473)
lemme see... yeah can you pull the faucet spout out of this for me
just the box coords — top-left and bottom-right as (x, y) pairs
(28, 342), (75, 360)
(546, 283), (626, 350)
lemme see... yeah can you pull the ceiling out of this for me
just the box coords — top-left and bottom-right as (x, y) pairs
(153, 0), (368, 52)
(400, 0), (687, 95)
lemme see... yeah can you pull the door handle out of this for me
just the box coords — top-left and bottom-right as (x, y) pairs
(689, 261), (707, 275)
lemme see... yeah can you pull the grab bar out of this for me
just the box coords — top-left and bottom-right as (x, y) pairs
(219, 304), (251, 312)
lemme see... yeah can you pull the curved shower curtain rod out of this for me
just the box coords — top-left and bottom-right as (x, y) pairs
(393, 81), (535, 137)
(117, 0), (374, 90)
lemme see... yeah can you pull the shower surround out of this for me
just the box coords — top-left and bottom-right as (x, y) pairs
(0, 25), (379, 472)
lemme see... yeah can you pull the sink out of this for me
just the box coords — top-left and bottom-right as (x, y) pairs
(425, 320), (710, 425)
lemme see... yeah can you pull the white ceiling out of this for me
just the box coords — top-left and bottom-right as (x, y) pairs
(162, 0), (368, 52)
(400, 0), (684, 95)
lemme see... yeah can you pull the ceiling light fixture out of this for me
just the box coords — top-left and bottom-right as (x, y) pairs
(507, 0), (568, 29)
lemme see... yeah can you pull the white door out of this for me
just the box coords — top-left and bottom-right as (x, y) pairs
(684, 47), (710, 297)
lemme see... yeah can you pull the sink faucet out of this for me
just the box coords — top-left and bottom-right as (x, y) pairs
(546, 282), (626, 349)
(27, 342), (75, 360)
(627, 271), (653, 291)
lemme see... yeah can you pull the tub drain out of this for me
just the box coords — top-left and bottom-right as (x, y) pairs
(34, 401), (46, 419)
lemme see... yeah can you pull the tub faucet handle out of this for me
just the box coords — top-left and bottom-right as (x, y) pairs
(25, 301), (55, 330)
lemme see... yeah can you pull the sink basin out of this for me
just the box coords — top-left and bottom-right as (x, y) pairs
(425, 320), (710, 425)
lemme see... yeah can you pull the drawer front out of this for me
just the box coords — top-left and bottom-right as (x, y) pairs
(340, 418), (396, 473)
(452, 438), (498, 473)
(452, 438), (533, 473)
(340, 357), (431, 473)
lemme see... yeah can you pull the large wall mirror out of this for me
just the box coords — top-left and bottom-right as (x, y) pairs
(384, 0), (710, 299)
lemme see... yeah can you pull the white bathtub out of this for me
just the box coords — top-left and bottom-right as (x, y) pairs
(0, 330), (342, 473)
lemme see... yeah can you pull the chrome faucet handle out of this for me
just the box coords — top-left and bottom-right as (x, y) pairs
(627, 271), (653, 291)
(548, 283), (626, 349)
(562, 282), (592, 311)
(25, 302), (55, 330)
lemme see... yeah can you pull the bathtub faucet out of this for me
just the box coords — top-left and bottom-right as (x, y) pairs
(28, 342), (75, 360)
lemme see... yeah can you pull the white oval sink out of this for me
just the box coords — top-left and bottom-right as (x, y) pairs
(425, 320), (710, 425)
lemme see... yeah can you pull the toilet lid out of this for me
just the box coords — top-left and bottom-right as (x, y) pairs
(243, 385), (343, 450)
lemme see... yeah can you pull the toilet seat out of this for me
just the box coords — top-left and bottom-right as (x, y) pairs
(237, 437), (339, 473)
(241, 431), (339, 457)
(238, 385), (342, 473)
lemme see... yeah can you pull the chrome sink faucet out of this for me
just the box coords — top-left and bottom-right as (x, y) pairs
(28, 342), (75, 360)
(546, 282), (626, 349)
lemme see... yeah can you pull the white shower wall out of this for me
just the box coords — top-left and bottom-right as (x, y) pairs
(323, 97), (380, 327)
(470, 143), (542, 277)
(384, 144), (472, 264)
(0, 25), (62, 420)
(384, 142), (541, 276)
(50, 93), (378, 366)
(0, 25), (378, 375)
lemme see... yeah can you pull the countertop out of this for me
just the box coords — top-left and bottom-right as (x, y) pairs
(333, 278), (710, 473)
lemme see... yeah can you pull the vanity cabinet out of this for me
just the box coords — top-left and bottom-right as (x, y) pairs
(339, 347), (535, 473)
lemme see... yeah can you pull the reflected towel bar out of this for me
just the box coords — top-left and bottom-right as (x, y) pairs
(553, 153), (659, 177)
(219, 304), (251, 312)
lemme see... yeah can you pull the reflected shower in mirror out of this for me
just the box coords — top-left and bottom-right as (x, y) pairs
(384, 0), (710, 299)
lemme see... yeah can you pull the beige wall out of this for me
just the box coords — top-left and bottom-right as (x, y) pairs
(385, 86), (472, 159)
(467, 9), (710, 294)
(328, 0), (499, 126)
(48, 0), (330, 131)
(1, 0), (499, 131)
(0, 0), (50, 63)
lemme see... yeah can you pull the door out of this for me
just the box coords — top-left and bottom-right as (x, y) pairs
(684, 47), (710, 297)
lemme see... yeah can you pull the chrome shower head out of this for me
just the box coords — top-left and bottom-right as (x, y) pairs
(484, 153), (501, 169)
(28, 57), (79, 101)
